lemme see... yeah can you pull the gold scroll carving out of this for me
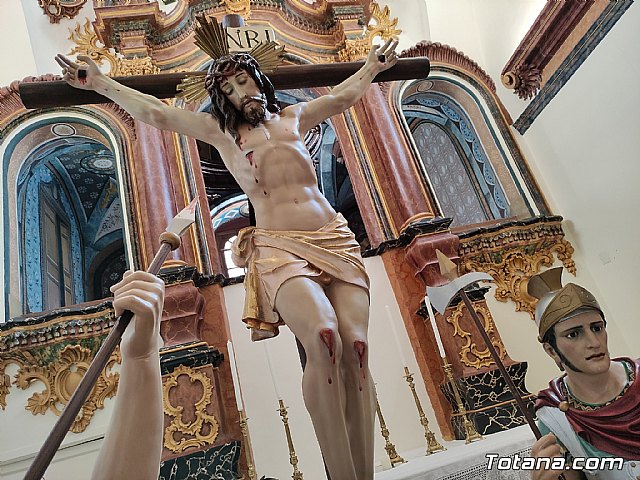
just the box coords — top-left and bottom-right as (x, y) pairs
(39, 0), (87, 24)
(338, 2), (402, 62)
(1, 345), (120, 432)
(163, 365), (219, 453)
(221, 0), (251, 19)
(68, 20), (160, 76)
(459, 219), (576, 319)
(446, 302), (506, 370)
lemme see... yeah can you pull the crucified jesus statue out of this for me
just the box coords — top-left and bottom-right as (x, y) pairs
(56, 38), (398, 480)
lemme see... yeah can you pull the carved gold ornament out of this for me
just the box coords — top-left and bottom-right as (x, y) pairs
(39, 0), (86, 24)
(175, 16), (285, 104)
(163, 365), (219, 453)
(447, 302), (506, 370)
(221, 0), (251, 19)
(3, 345), (120, 432)
(459, 219), (576, 319)
(338, 2), (402, 62)
(68, 20), (160, 76)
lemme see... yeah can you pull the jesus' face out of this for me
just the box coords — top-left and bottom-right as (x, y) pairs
(218, 69), (267, 126)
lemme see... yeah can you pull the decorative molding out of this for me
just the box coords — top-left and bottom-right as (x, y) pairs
(458, 216), (576, 319)
(93, 0), (340, 53)
(501, 0), (594, 100)
(337, 1), (401, 62)
(163, 364), (219, 453)
(446, 302), (506, 370)
(400, 41), (496, 94)
(96, 103), (137, 139)
(502, 64), (541, 101)
(1, 344), (120, 432)
(513, 0), (634, 134)
(0, 81), (25, 131)
(221, 0), (251, 19)
(38, 0), (87, 24)
(68, 20), (160, 77)
(338, 36), (371, 62)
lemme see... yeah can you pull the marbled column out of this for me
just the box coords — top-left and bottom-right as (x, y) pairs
(330, 83), (437, 247)
(161, 281), (205, 347)
(130, 122), (188, 267)
(380, 231), (460, 440)
(159, 277), (246, 476)
(351, 84), (437, 238)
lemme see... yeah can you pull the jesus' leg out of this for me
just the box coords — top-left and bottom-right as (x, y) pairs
(326, 280), (375, 480)
(274, 276), (358, 480)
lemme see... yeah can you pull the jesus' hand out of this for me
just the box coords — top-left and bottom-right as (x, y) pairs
(366, 37), (400, 74)
(55, 53), (104, 91)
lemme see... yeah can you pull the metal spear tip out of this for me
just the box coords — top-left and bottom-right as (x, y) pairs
(435, 249), (458, 281)
(167, 197), (199, 237)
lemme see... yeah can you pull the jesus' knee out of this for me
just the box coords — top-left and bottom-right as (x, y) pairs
(341, 335), (369, 390)
(303, 324), (342, 383)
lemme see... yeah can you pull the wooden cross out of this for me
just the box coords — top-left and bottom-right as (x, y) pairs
(19, 58), (430, 109)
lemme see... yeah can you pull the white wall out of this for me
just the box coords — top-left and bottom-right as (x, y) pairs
(517, 3), (640, 358)
(0, 358), (112, 479)
(225, 256), (444, 479)
(0, 1), (37, 86)
(386, 0), (640, 390)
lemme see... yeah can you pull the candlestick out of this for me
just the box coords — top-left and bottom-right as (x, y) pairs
(263, 342), (283, 400)
(385, 305), (408, 366)
(227, 340), (244, 411)
(404, 366), (446, 455)
(238, 409), (258, 480)
(375, 398), (405, 467)
(278, 400), (304, 480)
(442, 359), (482, 444)
(424, 295), (446, 358)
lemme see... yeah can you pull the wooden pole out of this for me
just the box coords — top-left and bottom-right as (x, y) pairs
(18, 58), (430, 109)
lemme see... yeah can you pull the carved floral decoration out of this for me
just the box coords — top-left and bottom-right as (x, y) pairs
(221, 0), (251, 19)
(163, 365), (219, 453)
(68, 20), (160, 77)
(459, 218), (576, 319)
(446, 302), (506, 370)
(338, 2), (401, 62)
(39, 0), (87, 24)
(1, 344), (120, 432)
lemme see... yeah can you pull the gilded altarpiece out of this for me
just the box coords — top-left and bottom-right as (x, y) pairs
(2, 0), (580, 461)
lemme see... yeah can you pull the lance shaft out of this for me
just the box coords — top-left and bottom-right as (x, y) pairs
(458, 291), (541, 439)
(24, 232), (180, 480)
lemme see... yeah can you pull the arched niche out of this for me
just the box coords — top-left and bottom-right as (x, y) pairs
(392, 69), (547, 229)
(1, 110), (136, 319)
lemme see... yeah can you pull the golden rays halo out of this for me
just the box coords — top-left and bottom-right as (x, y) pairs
(177, 15), (285, 104)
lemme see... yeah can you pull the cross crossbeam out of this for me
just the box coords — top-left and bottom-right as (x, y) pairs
(19, 58), (429, 109)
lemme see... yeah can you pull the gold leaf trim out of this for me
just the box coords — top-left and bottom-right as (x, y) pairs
(459, 219), (576, 318)
(446, 302), (506, 369)
(163, 365), (219, 453)
(3, 345), (120, 432)
(338, 1), (402, 62)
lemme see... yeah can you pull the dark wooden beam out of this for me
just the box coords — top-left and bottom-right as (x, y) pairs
(19, 58), (430, 109)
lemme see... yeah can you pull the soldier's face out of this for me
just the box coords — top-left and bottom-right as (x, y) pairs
(219, 69), (267, 125)
(544, 310), (610, 375)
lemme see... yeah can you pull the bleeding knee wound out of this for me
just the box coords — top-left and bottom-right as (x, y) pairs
(319, 328), (336, 364)
(354, 340), (367, 368)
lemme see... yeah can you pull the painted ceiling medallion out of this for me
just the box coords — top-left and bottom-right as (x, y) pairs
(51, 123), (76, 137)
(39, 0), (87, 24)
(81, 154), (116, 175)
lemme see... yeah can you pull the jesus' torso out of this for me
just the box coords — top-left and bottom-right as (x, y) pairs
(214, 105), (337, 231)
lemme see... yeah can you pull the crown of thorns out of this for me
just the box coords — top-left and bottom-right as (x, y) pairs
(176, 15), (285, 104)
